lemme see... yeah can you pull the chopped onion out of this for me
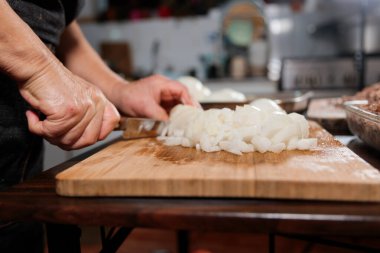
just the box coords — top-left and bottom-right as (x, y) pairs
(159, 99), (317, 155)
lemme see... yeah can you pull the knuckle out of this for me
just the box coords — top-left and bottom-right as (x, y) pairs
(110, 114), (120, 126)
(80, 139), (94, 148)
(60, 136), (77, 147)
(80, 134), (98, 147)
(114, 114), (121, 124)
(91, 86), (103, 98)
(92, 92), (107, 107)
(64, 103), (81, 117)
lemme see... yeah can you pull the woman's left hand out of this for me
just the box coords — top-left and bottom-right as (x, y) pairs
(111, 74), (199, 121)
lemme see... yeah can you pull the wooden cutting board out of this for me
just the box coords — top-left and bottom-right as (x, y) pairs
(56, 122), (380, 202)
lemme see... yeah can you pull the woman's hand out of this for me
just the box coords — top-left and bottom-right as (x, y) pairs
(111, 74), (199, 121)
(19, 61), (120, 150)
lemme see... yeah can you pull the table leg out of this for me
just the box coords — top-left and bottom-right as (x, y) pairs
(177, 230), (189, 253)
(99, 227), (133, 253)
(46, 223), (81, 253)
(269, 233), (275, 253)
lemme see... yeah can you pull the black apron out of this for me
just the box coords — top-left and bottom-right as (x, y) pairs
(1, 1), (83, 252)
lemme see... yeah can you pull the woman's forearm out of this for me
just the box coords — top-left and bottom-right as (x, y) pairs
(57, 21), (128, 100)
(0, 0), (55, 83)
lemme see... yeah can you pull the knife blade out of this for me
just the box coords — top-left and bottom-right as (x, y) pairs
(115, 117), (166, 139)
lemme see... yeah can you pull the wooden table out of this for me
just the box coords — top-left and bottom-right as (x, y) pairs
(0, 137), (380, 253)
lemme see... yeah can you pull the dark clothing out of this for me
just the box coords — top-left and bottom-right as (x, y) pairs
(0, 222), (44, 253)
(0, 74), (44, 253)
(6, 0), (84, 47)
(1, 1), (83, 252)
(0, 75), (44, 190)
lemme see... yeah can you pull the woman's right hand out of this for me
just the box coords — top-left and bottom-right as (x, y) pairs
(0, 1), (120, 150)
(19, 61), (120, 150)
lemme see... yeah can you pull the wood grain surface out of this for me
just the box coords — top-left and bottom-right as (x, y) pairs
(56, 122), (380, 201)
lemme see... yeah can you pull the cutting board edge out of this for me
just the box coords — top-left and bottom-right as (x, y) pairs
(55, 177), (256, 198)
(254, 179), (380, 202)
(56, 178), (380, 202)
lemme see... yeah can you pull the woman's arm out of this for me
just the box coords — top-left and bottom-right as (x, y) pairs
(0, 0), (119, 150)
(58, 21), (197, 121)
(57, 21), (125, 99)
(0, 0), (52, 82)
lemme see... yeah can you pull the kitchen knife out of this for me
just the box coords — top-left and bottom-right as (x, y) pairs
(115, 117), (166, 139)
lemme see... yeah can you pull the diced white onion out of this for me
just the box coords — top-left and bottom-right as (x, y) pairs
(158, 99), (317, 155)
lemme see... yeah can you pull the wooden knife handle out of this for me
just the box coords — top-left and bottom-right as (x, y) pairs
(114, 116), (128, 131)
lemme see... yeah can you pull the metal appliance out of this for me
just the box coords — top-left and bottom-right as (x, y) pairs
(266, 0), (380, 89)
(279, 56), (380, 91)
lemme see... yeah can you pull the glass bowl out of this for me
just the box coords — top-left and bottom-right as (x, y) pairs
(344, 100), (380, 151)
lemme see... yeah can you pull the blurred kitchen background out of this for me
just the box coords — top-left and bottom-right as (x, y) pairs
(45, 0), (380, 169)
